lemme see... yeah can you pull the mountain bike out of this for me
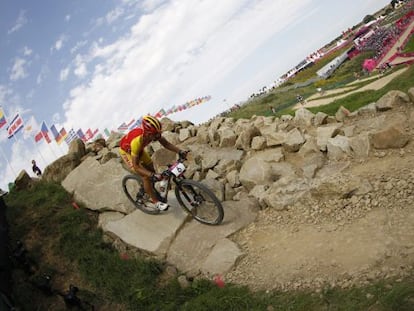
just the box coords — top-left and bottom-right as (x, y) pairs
(122, 155), (224, 225)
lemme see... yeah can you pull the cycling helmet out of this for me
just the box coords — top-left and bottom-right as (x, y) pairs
(141, 115), (162, 134)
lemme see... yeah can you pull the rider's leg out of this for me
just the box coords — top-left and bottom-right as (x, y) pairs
(119, 149), (134, 172)
(142, 174), (158, 202)
(141, 155), (169, 210)
(141, 153), (158, 203)
(120, 149), (155, 199)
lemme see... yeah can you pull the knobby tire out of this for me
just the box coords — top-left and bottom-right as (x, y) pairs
(122, 174), (160, 215)
(174, 179), (224, 225)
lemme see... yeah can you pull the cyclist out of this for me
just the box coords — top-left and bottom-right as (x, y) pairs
(119, 115), (187, 211)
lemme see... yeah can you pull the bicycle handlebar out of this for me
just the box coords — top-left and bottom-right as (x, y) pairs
(161, 154), (187, 178)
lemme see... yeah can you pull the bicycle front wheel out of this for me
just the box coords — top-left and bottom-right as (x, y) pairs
(122, 175), (160, 215)
(175, 179), (224, 225)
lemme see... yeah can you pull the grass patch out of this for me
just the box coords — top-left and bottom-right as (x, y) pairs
(4, 181), (414, 310)
(228, 63), (414, 120)
(309, 64), (414, 115)
(403, 34), (414, 53)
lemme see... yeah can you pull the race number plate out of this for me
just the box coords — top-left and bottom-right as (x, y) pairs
(170, 162), (186, 177)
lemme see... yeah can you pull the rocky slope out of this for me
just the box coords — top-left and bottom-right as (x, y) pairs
(24, 85), (414, 293)
(227, 149), (414, 291)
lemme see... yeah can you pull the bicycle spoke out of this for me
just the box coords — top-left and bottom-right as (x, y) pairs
(175, 180), (224, 225)
(122, 175), (160, 215)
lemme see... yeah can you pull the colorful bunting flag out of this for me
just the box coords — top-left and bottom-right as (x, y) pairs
(84, 128), (93, 141)
(128, 118), (142, 130)
(65, 128), (78, 145)
(57, 127), (67, 144)
(83, 128), (99, 141)
(154, 108), (166, 118)
(91, 128), (99, 139)
(0, 107), (6, 129)
(50, 124), (61, 141)
(34, 132), (43, 143)
(104, 128), (111, 137)
(40, 121), (51, 143)
(7, 114), (24, 139)
(126, 119), (135, 128)
(76, 128), (86, 142)
(117, 122), (128, 132)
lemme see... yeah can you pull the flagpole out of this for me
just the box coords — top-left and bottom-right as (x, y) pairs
(25, 123), (49, 170)
(33, 140), (48, 166)
(43, 121), (58, 159)
(0, 107), (17, 178)
(0, 144), (17, 177)
(2, 108), (22, 178)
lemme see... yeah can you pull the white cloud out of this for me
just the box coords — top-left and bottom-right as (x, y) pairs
(65, 14), (71, 22)
(10, 58), (29, 81)
(0, 85), (12, 104)
(51, 35), (67, 52)
(70, 40), (88, 54)
(36, 65), (49, 85)
(22, 46), (32, 56)
(140, 0), (167, 12)
(94, 7), (125, 29)
(52, 113), (61, 123)
(74, 63), (87, 78)
(106, 7), (124, 24)
(73, 54), (88, 78)
(8, 10), (27, 34)
(60, 67), (70, 81)
(62, 0), (313, 129)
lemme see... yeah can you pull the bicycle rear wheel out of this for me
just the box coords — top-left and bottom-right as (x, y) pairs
(122, 175), (160, 215)
(174, 179), (224, 225)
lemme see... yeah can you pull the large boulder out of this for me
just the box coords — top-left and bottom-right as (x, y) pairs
(42, 153), (82, 183)
(235, 126), (261, 150)
(375, 90), (411, 111)
(68, 138), (86, 158)
(14, 170), (33, 191)
(370, 126), (410, 149)
(239, 158), (274, 191)
(62, 157), (134, 214)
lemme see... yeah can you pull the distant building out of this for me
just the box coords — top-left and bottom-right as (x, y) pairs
(316, 51), (349, 79)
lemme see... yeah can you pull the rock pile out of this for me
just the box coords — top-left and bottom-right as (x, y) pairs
(13, 88), (414, 290)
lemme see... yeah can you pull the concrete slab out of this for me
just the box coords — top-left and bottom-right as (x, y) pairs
(167, 198), (258, 274)
(104, 196), (189, 257)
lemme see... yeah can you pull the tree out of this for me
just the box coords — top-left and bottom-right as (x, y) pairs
(363, 14), (375, 24)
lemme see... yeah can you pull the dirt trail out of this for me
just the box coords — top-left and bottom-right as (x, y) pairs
(227, 151), (414, 291)
(295, 67), (408, 109)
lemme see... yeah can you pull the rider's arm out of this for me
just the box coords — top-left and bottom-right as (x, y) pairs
(131, 154), (152, 178)
(158, 136), (181, 154)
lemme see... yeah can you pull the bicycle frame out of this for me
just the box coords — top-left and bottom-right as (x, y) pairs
(156, 159), (186, 202)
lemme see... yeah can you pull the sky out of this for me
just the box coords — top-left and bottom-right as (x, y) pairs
(0, 0), (391, 190)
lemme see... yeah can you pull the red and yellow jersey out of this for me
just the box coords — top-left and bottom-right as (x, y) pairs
(119, 128), (150, 157)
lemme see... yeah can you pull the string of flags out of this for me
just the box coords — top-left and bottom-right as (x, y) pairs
(0, 95), (212, 146)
